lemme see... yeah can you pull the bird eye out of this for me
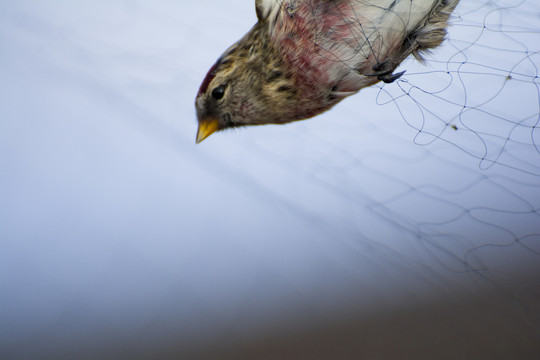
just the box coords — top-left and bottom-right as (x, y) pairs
(211, 85), (226, 100)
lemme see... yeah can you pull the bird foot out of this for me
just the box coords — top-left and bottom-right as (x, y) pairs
(365, 60), (406, 84)
(378, 70), (406, 83)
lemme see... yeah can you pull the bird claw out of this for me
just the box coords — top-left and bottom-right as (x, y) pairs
(365, 60), (406, 83)
(365, 69), (406, 83)
(378, 70), (406, 83)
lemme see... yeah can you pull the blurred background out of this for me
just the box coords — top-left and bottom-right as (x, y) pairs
(1, 0), (539, 359)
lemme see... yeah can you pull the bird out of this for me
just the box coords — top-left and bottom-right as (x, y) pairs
(195, 0), (460, 143)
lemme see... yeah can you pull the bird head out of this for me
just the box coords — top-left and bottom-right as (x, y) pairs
(194, 23), (301, 143)
(196, 0), (331, 144)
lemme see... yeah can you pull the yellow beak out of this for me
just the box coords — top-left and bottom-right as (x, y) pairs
(196, 118), (220, 144)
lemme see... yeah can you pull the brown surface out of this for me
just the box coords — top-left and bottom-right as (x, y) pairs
(159, 290), (540, 360)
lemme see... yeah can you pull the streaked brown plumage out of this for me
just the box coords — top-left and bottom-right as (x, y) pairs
(195, 0), (460, 143)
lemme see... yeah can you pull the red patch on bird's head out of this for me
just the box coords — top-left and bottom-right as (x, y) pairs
(197, 60), (220, 96)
